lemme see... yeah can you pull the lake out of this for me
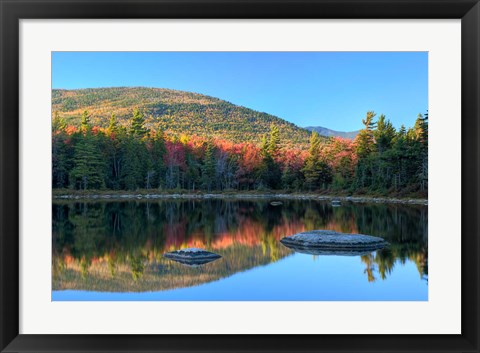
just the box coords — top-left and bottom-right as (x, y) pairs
(52, 198), (428, 301)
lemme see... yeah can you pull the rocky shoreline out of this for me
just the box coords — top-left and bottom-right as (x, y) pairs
(53, 192), (428, 205)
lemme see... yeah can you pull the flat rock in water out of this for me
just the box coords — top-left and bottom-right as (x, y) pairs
(280, 230), (388, 256)
(163, 248), (222, 266)
(331, 200), (341, 207)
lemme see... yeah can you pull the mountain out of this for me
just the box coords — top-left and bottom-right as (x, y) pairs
(52, 87), (314, 145)
(304, 126), (359, 139)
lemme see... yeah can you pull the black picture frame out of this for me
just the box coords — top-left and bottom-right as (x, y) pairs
(1, 0), (479, 352)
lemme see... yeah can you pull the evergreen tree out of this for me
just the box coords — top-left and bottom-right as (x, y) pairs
(390, 125), (408, 190)
(303, 132), (320, 189)
(52, 112), (70, 188)
(260, 134), (269, 157)
(356, 111), (376, 158)
(108, 113), (119, 134)
(80, 110), (91, 133)
(69, 132), (106, 190)
(146, 134), (166, 189)
(374, 114), (396, 154)
(52, 132), (71, 188)
(122, 136), (147, 190)
(302, 132), (332, 190)
(281, 165), (295, 190)
(268, 124), (280, 156)
(185, 153), (201, 191)
(52, 112), (67, 132)
(414, 112), (428, 191)
(201, 143), (216, 191)
(130, 108), (148, 138)
(414, 112), (428, 147)
(257, 126), (281, 189)
(105, 123), (127, 189)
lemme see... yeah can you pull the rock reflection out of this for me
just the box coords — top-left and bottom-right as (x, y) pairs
(163, 248), (222, 267)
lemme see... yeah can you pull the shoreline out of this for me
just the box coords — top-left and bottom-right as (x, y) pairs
(52, 191), (428, 205)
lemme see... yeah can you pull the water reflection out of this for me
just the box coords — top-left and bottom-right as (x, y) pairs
(280, 244), (386, 257)
(52, 199), (428, 295)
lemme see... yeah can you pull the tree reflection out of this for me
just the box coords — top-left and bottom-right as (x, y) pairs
(130, 253), (145, 281)
(52, 199), (428, 292)
(361, 254), (377, 282)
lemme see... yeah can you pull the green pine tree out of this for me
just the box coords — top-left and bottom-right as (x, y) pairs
(356, 111), (377, 159)
(108, 113), (119, 134)
(130, 108), (149, 138)
(374, 114), (396, 154)
(80, 110), (91, 133)
(201, 143), (216, 191)
(268, 124), (280, 156)
(302, 131), (332, 190)
(69, 133), (106, 190)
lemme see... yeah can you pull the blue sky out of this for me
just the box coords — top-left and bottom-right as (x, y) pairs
(52, 52), (427, 132)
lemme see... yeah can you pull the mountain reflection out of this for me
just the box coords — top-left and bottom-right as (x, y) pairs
(52, 199), (428, 292)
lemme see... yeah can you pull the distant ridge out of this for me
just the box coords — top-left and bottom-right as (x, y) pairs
(304, 126), (359, 139)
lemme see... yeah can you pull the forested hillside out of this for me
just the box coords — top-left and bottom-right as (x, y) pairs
(52, 93), (428, 197)
(52, 87), (311, 145)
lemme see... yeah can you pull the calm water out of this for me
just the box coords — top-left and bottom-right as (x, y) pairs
(52, 198), (428, 301)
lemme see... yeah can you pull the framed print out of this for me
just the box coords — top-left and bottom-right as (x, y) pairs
(1, 0), (479, 352)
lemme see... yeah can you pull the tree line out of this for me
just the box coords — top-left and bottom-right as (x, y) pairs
(52, 108), (428, 196)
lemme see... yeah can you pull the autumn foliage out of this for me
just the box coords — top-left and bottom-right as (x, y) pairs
(52, 109), (428, 196)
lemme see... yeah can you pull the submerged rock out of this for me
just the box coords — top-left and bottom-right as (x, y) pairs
(280, 230), (388, 256)
(331, 199), (341, 207)
(163, 248), (222, 266)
